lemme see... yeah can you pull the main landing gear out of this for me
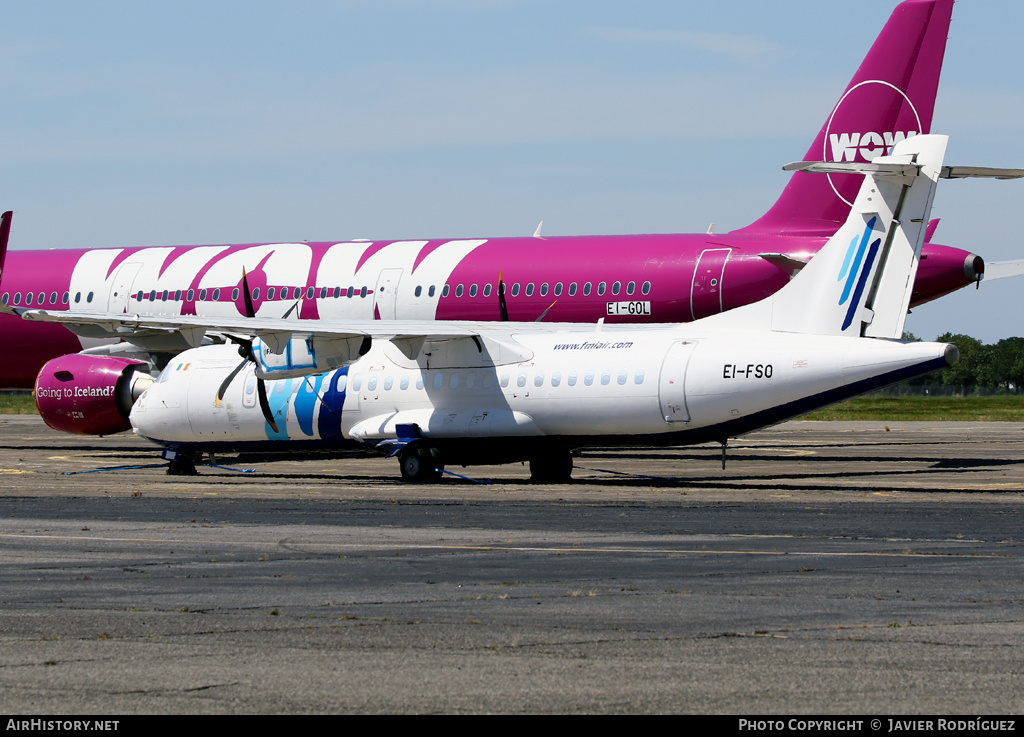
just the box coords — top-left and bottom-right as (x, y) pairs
(398, 445), (444, 483)
(529, 450), (574, 483)
(165, 449), (197, 476)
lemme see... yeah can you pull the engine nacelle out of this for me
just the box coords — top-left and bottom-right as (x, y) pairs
(35, 354), (153, 435)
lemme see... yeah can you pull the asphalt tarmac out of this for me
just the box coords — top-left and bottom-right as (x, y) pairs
(1, 416), (1022, 714)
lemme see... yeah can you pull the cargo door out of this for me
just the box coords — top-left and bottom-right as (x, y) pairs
(658, 341), (695, 423)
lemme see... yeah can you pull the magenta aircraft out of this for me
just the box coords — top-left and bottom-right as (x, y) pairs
(0, 0), (984, 392)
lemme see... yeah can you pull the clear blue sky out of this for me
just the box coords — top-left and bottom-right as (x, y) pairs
(2, 1), (1022, 343)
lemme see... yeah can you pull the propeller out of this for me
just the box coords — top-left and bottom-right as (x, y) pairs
(214, 270), (280, 433)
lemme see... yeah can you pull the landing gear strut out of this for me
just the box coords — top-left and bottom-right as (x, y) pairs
(398, 445), (443, 483)
(166, 449), (197, 476)
(529, 451), (573, 483)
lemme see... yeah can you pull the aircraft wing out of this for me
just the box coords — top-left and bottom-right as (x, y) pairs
(982, 259), (1024, 281)
(15, 307), (601, 373)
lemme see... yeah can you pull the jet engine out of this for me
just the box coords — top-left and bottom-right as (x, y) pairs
(34, 354), (154, 435)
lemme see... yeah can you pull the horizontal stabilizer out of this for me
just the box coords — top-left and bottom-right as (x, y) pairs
(783, 161), (922, 177)
(939, 166), (1024, 180)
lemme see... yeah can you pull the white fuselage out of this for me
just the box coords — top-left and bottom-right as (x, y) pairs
(130, 323), (952, 461)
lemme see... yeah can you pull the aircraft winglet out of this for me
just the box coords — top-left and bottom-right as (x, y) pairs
(0, 211), (11, 286)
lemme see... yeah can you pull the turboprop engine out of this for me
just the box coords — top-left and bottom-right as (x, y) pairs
(34, 354), (154, 435)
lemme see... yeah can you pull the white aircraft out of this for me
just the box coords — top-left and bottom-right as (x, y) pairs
(18, 135), (1022, 481)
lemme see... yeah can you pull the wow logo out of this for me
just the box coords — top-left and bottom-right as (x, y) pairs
(837, 216), (882, 330)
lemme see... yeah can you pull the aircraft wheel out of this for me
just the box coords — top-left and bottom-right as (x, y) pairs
(399, 446), (443, 483)
(529, 451), (573, 483)
(166, 452), (197, 476)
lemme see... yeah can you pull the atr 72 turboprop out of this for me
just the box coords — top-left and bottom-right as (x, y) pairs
(17, 136), (1024, 481)
(0, 0), (993, 389)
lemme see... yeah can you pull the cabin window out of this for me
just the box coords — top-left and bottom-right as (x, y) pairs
(465, 373), (475, 389)
(304, 287), (313, 299)
(49, 292), (58, 304)
(635, 369), (645, 384)
(455, 285), (464, 298)
(25, 293), (32, 306)
(318, 287), (326, 299)
(231, 288), (239, 301)
(540, 283), (548, 297)
(333, 287), (341, 299)
(62, 292), (69, 304)
(360, 286), (368, 298)
(597, 282), (606, 296)
(199, 289), (207, 301)
(367, 376), (377, 391)
(612, 281), (621, 295)
(87, 292), (94, 303)
(433, 373), (444, 390)
(384, 376), (394, 391)
(352, 376), (362, 391)
(428, 285), (436, 297)
(534, 372), (544, 387)
(482, 373), (493, 389)
(626, 281), (636, 295)
(642, 281), (651, 295)
(186, 289), (195, 302)
(568, 282), (577, 296)
(617, 369), (628, 385)
(469, 284), (478, 297)
(252, 288), (259, 301)
(415, 286), (422, 297)
(400, 375), (410, 390)
(449, 374), (459, 389)
(499, 373), (509, 388)
(551, 371), (561, 387)
(601, 370), (611, 385)
(213, 288), (221, 301)
(583, 282), (592, 296)
(416, 374), (425, 390)
(337, 375), (348, 392)
(173, 290), (182, 301)
(525, 283), (535, 297)
(517, 372), (527, 388)
(13, 293), (21, 305)
(511, 283), (520, 297)
(483, 284), (492, 297)
(74, 292), (81, 304)
(554, 283), (563, 296)
(442, 285), (450, 298)
(347, 287), (354, 298)
(584, 370), (594, 386)
(0, 293), (7, 305)
(568, 370), (578, 386)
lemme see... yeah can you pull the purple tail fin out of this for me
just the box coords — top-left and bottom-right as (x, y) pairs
(735, 0), (953, 237)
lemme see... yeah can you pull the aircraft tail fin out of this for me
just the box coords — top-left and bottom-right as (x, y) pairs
(734, 0), (952, 237)
(704, 135), (947, 339)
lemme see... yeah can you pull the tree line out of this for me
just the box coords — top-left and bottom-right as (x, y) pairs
(904, 333), (1024, 393)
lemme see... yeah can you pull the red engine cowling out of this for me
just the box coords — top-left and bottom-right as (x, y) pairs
(35, 354), (153, 435)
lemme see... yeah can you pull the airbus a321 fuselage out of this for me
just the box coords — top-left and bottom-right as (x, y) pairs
(27, 134), (1006, 482)
(0, 0), (984, 391)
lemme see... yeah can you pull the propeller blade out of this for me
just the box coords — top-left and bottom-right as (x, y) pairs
(256, 377), (279, 433)
(497, 271), (509, 321)
(215, 359), (249, 406)
(536, 300), (557, 322)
